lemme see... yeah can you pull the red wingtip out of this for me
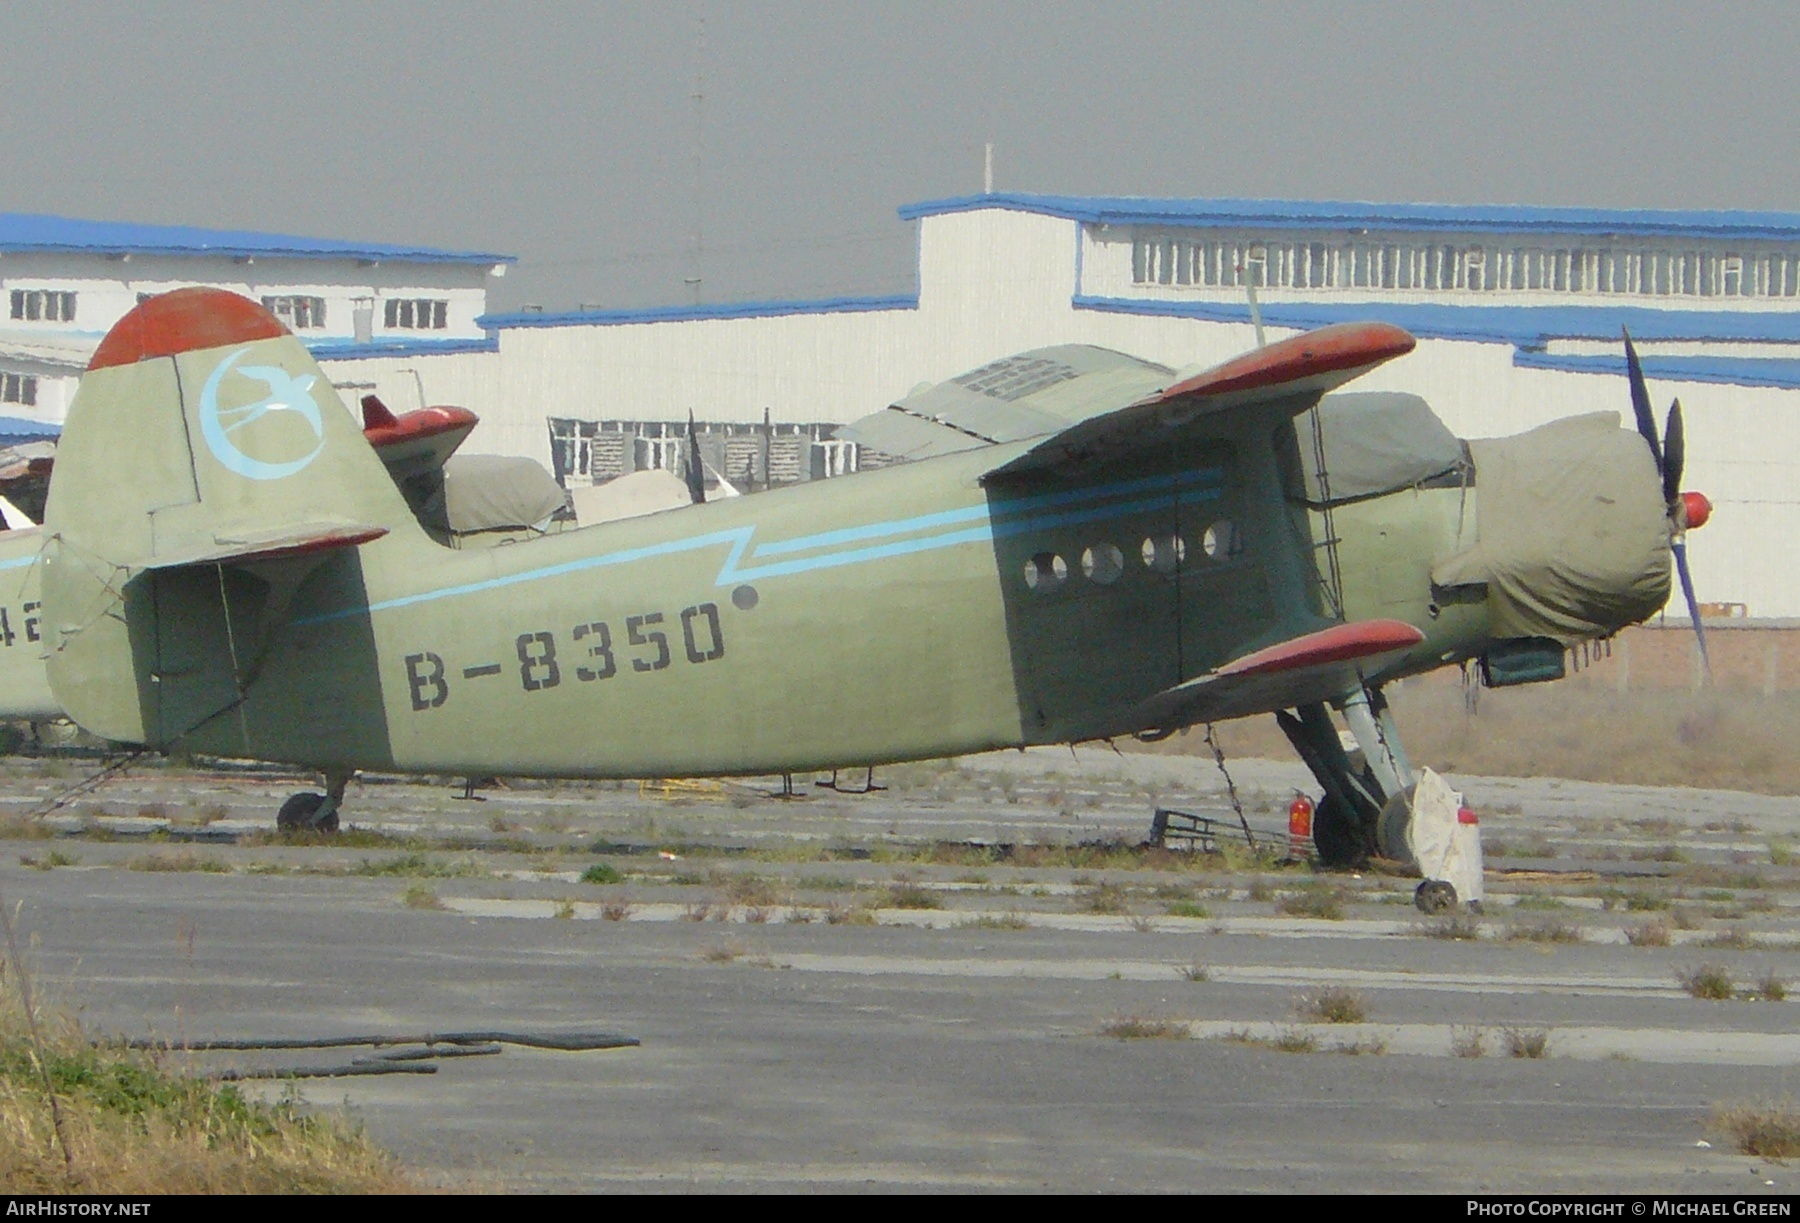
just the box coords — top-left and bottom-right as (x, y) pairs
(362, 405), (480, 449)
(1159, 321), (1417, 402)
(88, 288), (288, 372)
(1217, 618), (1426, 679)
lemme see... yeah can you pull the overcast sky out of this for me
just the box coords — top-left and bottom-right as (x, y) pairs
(2, 2), (1795, 311)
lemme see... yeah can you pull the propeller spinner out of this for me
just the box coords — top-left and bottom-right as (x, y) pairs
(1622, 330), (1711, 676)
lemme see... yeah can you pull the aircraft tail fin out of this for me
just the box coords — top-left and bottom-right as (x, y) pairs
(42, 288), (419, 744)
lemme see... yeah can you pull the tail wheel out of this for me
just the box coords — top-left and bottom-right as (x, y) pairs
(277, 791), (339, 834)
(1415, 879), (1457, 914)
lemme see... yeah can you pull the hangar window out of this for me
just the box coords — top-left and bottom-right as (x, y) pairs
(262, 295), (326, 329)
(0, 373), (36, 407)
(9, 290), (74, 323)
(384, 298), (448, 330)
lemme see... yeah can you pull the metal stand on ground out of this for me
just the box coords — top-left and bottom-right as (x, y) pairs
(816, 767), (885, 794)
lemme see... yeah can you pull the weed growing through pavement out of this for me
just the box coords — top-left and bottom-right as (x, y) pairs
(1451, 1027), (1487, 1058)
(400, 883), (444, 911)
(1501, 918), (1584, 944)
(1678, 964), (1735, 1000)
(954, 913), (1030, 930)
(1502, 1028), (1550, 1058)
(1165, 901), (1210, 919)
(1296, 988), (1367, 1024)
(1277, 885), (1346, 921)
(1179, 963), (1210, 982)
(1711, 1100), (1800, 1158)
(1626, 920), (1672, 947)
(580, 863), (623, 885)
(1419, 915), (1482, 941)
(600, 901), (633, 921)
(885, 884), (941, 910)
(1099, 1016), (1188, 1040)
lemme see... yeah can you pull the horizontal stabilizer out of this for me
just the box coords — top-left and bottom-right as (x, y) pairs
(1129, 618), (1425, 731)
(988, 322), (1416, 478)
(141, 521), (388, 570)
(362, 396), (480, 481)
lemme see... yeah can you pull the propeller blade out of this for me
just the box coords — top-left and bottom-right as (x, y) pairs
(1672, 539), (1711, 680)
(1662, 398), (1685, 509)
(1623, 330), (1664, 475)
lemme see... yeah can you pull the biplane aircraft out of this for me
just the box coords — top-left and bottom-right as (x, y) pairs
(0, 289), (1708, 866)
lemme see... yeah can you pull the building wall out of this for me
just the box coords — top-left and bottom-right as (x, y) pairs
(351, 206), (1797, 615)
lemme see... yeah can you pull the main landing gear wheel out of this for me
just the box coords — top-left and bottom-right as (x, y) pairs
(277, 791), (339, 834)
(1415, 879), (1457, 914)
(1310, 795), (1366, 869)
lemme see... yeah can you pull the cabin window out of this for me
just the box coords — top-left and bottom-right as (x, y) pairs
(1023, 552), (1067, 593)
(1081, 544), (1123, 585)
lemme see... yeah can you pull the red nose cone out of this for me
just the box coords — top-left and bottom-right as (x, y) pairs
(1681, 491), (1712, 530)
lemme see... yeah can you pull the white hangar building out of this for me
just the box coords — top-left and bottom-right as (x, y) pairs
(0, 212), (510, 434)
(324, 193), (1800, 616)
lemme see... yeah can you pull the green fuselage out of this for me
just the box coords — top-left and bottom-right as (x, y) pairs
(0, 437), (1491, 776)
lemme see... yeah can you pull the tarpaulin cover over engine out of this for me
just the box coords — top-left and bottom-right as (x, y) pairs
(1431, 412), (1671, 645)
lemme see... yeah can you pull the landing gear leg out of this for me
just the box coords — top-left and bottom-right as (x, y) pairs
(1276, 700), (1386, 868)
(276, 769), (350, 834)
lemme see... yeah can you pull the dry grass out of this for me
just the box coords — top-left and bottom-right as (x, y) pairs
(1450, 1027), (1487, 1058)
(1502, 1027), (1550, 1058)
(1179, 963), (1209, 982)
(1164, 901), (1211, 919)
(955, 913), (1030, 930)
(600, 901), (634, 922)
(400, 883), (444, 911)
(1678, 964), (1734, 1000)
(884, 884), (941, 911)
(1296, 987), (1367, 1025)
(1418, 915), (1482, 941)
(1625, 920), (1672, 947)
(127, 852), (229, 874)
(1220, 1027), (1320, 1054)
(1276, 886), (1346, 921)
(0, 978), (408, 1191)
(1502, 918), (1584, 945)
(1711, 1101), (1800, 1158)
(1079, 883), (1129, 915)
(1139, 682), (1800, 796)
(1099, 1016), (1189, 1041)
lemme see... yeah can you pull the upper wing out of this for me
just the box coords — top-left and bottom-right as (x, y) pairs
(986, 322), (1416, 478)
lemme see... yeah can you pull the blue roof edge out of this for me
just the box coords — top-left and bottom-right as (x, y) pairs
(0, 415), (60, 438)
(0, 212), (514, 265)
(903, 193), (1800, 241)
(306, 336), (500, 361)
(480, 294), (919, 330)
(1071, 295), (1800, 389)
(1071, 294), (1800, 345)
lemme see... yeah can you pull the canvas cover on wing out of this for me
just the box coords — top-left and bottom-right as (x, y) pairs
(1430, 412), (1671, 644)
(1300, 392), (1463, 504)
(836, 345), (1173, 460)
